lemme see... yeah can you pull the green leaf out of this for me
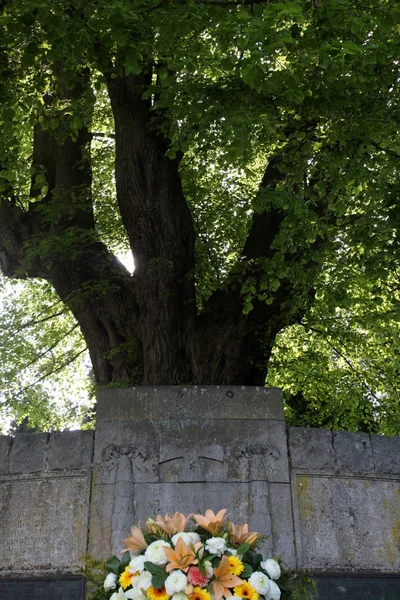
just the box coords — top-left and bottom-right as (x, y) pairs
(144, 562), (167, 576)
(237, 543), (251, 555)
(121, 551), (131, 569)
(241, 563), (253, 578)
(152, 573), (168, 589)
(106, 555), (121, 573)
(342, 41), (362, 55)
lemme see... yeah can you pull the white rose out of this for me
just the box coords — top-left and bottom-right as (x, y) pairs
(165, 571), (188, 595)
(129, 555), (146, 573)
(249, 572), (270, 595)
(104, 573), (117, 590)
(261, 559), (281, 580)
(171, 532), (193, 546)
(266, 580), (281, 600)
(205, 537), (227, 556)
(144, 539), (171, 565)
(133, 570), (152, 592)
(188, 532), (201, 544)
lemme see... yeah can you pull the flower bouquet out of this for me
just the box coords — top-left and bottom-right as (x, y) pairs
(95, 510), (314, 600)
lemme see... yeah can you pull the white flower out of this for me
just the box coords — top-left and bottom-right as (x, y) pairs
(266, 580), (281, 600)
(104, 573), (117, 590)
(226, 548), (238, 556)
(205, 566), (214, 579)
(172, 532), (194, 546)
(133, 570), (152, 592)
(125, 588), (147, 600)
(249, 572), (270, 595)
(260, 559), (281, 580)
(144, 539), (171, 566)
(165, 571), (188, 595)
(172, 594), (189, 600)
(188, 532), (201, 544)
(129, 555), (146, 573)
(205, 537), (227, 556)
(111, 587), (141, 600)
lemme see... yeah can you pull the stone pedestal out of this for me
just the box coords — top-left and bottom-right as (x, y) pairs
(88, 386), (295, 565)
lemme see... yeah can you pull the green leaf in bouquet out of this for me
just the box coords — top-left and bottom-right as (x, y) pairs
(144, 562), (167, 576)
(237, 543), (251, 555)
(211, 555), (221, 568)
(106, 555), (121, 573)
(121, 551), (131, 569)
(244, 550), (263, 570)
(198, 563), (207, 577)
(241, 563), (253, 579)
(152, 572), (168, 589)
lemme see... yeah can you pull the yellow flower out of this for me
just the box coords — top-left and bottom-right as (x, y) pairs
(234, 583), (259, 600)
(191, 587), (211, 600)
(228, 556), (244, 576)
(119, 567), (137, 590)
(147, 587), (170, 600)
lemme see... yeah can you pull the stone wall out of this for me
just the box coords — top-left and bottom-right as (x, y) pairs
(0, 387), (399, 581)
(0, 431), (94, 577)
(288, 427), (400, 573)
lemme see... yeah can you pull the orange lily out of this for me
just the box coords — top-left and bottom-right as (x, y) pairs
(193, 509), (228, 534)
(122, 523), (148, 554)
(212, 556), (244, 600)
(163, 537), (200, 572)
(155, 512), (192, 535)
(228, 523), (258, 547)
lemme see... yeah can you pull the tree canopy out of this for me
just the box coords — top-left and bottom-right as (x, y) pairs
(0, 0), (399, 434)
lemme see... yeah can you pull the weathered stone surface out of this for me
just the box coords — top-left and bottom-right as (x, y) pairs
(289, 428), (335, 471)
(0, 437), (12, 475)
(292, 474), (400, 572)
(48, 431), (94, 471)
(0, 474), (91, 572)
(268, 483), (296, 567)
(371, 434), (400, 475)
(94, 419), (288, 485)
(97, 386), (284, 421)
(9, 434), (47, 474)
(333, 431), (373, 473)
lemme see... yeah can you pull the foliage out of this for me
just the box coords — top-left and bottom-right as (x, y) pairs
(0, 0), (399, 432)
(81, 555), (110, 600)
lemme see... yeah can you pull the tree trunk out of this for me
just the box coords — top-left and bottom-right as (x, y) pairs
(0, 66), (318, 387)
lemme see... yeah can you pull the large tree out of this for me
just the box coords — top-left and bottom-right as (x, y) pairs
(0, 0), (399, 394)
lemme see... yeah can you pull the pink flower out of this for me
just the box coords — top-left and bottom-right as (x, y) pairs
(187, 567), (209, 588)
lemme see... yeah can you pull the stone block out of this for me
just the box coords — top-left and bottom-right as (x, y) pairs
(268, 483), (296, 567)
(88, 483), (116, 561)
(97, 386), (284, 422)
(9, 433), (47, 474)
(333, 431), (373, 473)
(292, 474), (400, 572)
(0, 474), (91, 570)
(288, 428), (336, 471)
(371, 435), (400, 475)
(0, 436), (12, 474)
(94, 419), (289, 484)
(48, 431), (94, 471)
